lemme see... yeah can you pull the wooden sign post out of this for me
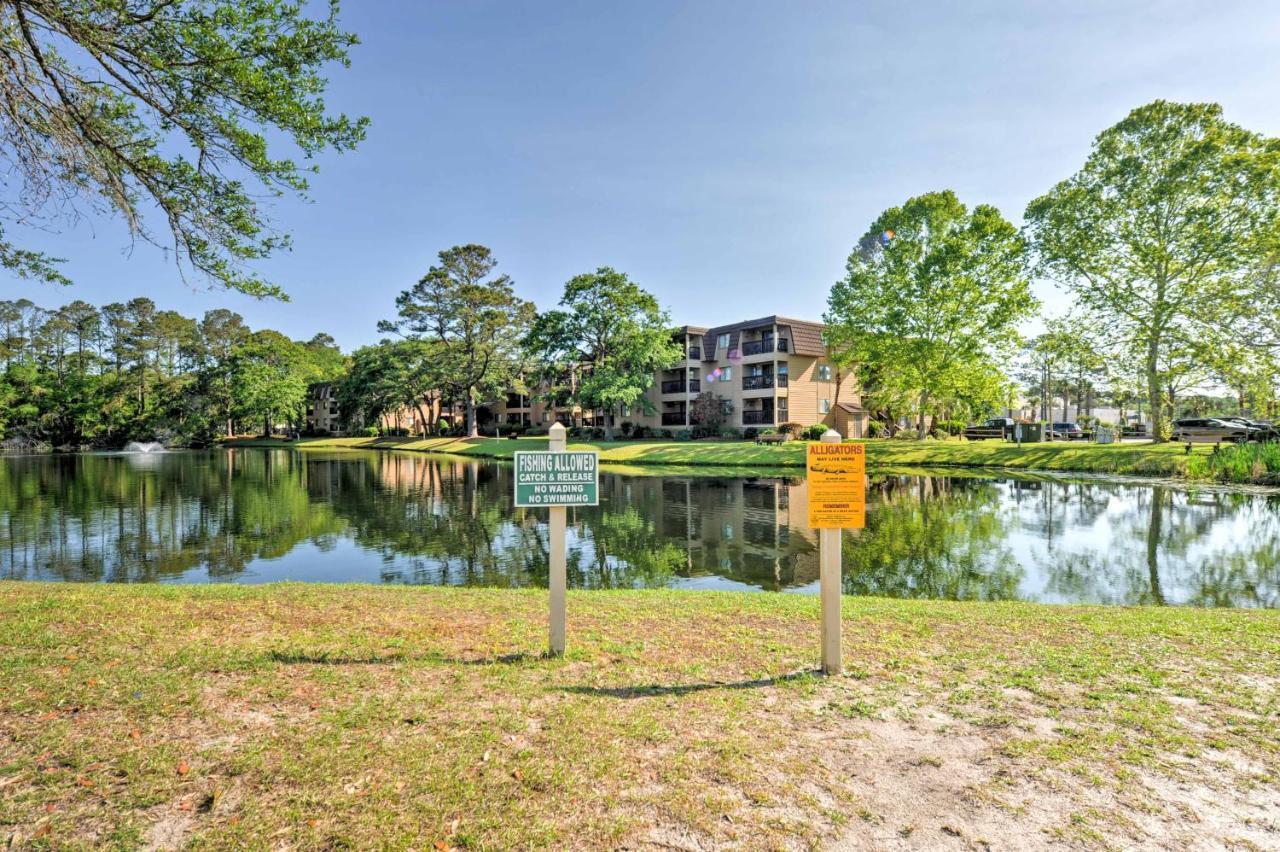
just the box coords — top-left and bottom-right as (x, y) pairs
(807, 430), (866, 675)
(514, 422), (598, 656)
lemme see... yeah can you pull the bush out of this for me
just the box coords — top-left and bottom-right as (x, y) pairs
(867, 420), (885, 438)
(801, 424), (828, 440)
(436, 419), (451, 434)
(525, 426), (547, 436)
(893, 428), (921, 440)
(674, 429), (693, 441)
(620, 421), (634, 438)
(935, 419), (965, 437)
(720, 427), (741, 440)
(361, 425), (379, 437)
(778, 422), (802, 436)
(633, 424), (651, 440)
(743, 427), (758, 440)
(659, 429), (672, 440)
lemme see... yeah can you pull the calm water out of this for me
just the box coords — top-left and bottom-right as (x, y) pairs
(1, 449), (1278, 607)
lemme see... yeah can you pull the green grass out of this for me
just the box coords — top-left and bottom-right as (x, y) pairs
(1186, 441), (1280, 484)
(2, 583), (1277, 848)
(225, 435), (1222, 481)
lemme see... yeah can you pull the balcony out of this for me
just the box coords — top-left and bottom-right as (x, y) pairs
(776, 374), (788, 388)
(742, 410), (774, 425)
(742, 374), (774, 390)
(661, 380), (687, 394)
(689, 379), (701, 393)
(687, 347), (701, 360)
(661, 412), (686, 426)
(741, 339), (774, 356)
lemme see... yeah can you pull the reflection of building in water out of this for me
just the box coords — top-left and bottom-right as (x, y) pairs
(638, 476), (819, 590)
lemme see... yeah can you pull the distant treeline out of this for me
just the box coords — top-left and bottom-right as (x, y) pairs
(0, 298), (344, 449)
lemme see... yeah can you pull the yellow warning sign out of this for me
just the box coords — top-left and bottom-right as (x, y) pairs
(807, 442), (866, 529)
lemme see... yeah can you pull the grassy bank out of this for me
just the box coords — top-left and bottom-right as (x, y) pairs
(1, 583), (1276, 849)
(225, 434), (1220, 480)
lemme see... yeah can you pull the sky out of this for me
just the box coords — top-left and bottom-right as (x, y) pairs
(6, 0), (1280, 350)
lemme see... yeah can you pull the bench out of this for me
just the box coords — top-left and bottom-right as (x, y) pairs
(755, 434), (789, 445)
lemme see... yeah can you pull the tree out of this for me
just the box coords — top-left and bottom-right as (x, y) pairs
(381, 245), (534, 438)
(229, 330), (308, 437)
(825, 190), (1036, 435)
(1025, 101), (1280, 441)
(524, 267), (682, 440)
(340, 339), (445, 437)
(690, 390), (729, 432)
(0, 0), (367, 296)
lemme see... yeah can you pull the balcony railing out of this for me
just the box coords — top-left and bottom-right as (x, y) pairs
(661, 380), (687, 394)
(742, 339), (774, 356)
(778, 339), (789, 352)
(661, 412), (686, 426)
(742, 410), (774, 425)
(687, 347), (701, 360)
(776, 374), (788, 388)
(689, 379), (700, 393)
(742, 375), (774, 390)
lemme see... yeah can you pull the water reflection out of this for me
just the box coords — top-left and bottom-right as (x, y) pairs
(0, 450), (1277, 607)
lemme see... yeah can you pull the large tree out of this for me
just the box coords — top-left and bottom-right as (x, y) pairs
(524, 267), (682, 440)
(380, 245), (534, 438)
(1025, 101), (1280, 441)
(0, 0), (366, 296)
(825, 190), (1036, 435)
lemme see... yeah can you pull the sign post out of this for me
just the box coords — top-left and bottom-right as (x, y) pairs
(807, 430), (866, 675)
(514, 422), (598, 656)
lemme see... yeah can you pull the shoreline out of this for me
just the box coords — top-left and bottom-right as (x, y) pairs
(219, 434), (1267, 484)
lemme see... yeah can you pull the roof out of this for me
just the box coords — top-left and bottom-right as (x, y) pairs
(690, 315), (828, 359)
(836, 402), (863, 414)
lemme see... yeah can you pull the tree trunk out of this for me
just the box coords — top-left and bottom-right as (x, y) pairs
(1061, 386), (1069, 422)
(415, 404), (429, 438)
(1146, 334), (1164, 442)
(1146, 487), (1166, 605)
(916, 391), (929, 436)
(466, 394), (479, 438)
(263, 413), (271, 438)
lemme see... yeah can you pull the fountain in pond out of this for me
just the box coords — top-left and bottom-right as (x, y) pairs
(123, 441), (166, 454)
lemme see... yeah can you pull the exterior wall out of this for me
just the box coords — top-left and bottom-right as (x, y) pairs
(305, 384), (343, 435)
(628, 318), (863, 434)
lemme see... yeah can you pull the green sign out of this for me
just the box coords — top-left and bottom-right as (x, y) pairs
(514, 451), (599, 507)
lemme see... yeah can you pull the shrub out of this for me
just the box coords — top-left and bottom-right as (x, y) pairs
(525, 426), (547, 437)
(659, 429), (672, 440)
(436, 419), (451, 434)
(633, 425), (651, 440)
(743, 427), (759, 440)
(867, 420), (885, 438)
(361, 426), (379, 437)
(893, 428), (921, 440)
(778, 422), (802, 436)
(801, 424), (828, 440)
(935, 419), (965, 437)
(620, 421), (634, 438)
(674, 429), (693, 441)
(720, 427), (741, 440)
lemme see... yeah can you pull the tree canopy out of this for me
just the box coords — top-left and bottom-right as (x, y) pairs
(825, 190), (1036, 433)
(380, 245), (534, 437)
(524, 267), (682, 439)
(0, 0), (367, 296)
(1025, 100), (1280, 440)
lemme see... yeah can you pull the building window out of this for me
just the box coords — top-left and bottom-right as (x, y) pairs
(820, 399), (831, 414)
(817, 364), (833, 381)
(621, 405), (631, 417)
(717, 333), (730, 351)
(721, 366), (732, 381)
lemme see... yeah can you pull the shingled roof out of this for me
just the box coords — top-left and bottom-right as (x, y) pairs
(690, 315), (827, 360)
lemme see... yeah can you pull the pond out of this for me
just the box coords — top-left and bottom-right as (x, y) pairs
(1, 448), (1278, 607)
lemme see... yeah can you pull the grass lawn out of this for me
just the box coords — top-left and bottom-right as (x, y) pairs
(225, 435), (1222, 481)
(2, 583), (1277, 849)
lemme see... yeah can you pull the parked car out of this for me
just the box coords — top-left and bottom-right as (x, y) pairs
(1050, 422), (1084, 441)
(1218, 417), (1280, 441)
(1171, 418), (1254, 443)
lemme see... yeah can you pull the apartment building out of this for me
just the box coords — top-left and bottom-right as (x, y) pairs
(635, 316), (867, 437)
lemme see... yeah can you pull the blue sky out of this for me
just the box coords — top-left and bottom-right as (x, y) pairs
(7, 1), (1280, 349)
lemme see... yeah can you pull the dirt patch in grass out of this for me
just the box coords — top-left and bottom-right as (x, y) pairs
(1, 583), (1277, 849)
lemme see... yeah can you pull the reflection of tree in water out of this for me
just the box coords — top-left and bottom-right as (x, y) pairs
(841, 475), (1025, 601)
(4, 451), (1278, 606)
(1033, 483), (1280, 607)
(0, 450), (344, 582)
